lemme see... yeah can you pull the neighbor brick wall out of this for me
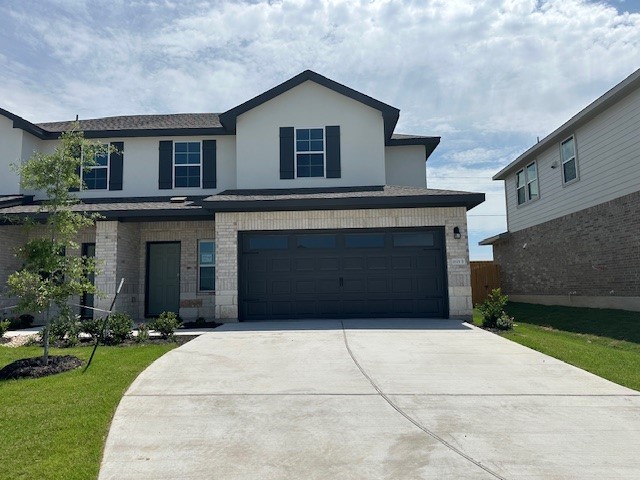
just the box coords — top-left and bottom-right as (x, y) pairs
(215, 207), (472, 321)
(494, 190), (640, 298)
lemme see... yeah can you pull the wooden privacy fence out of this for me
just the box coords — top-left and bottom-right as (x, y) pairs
(470, 261), (501, 306)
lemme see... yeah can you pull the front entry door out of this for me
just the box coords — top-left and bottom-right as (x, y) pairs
(146, 242), (181, 316)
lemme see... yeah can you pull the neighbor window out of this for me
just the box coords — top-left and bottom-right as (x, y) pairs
(516, 161), (539, 205)
(174, 142), (201, 188)
(560, 136), (578, 184)
(296, 128), (324, 177)
(83, 144), (109, 190)
(198, 240), (215, 291)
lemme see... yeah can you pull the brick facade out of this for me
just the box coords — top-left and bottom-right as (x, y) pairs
(494, 190), (640, 310)
(0, 226), (24, 313)
(215, 207), (472, 321)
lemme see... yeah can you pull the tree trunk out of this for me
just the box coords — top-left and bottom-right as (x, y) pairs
(42, 304), (51, 365)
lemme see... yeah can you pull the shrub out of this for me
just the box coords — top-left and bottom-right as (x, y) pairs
(135, 323), (150, 343)
(0, 319), (10, 338)
(149, 311), (182, 340)
(477, 288), (509, 328)
(195, 316), (206, 326)
(49, 314), (81, 346)
(496, 311), (514, 330)
(81, 317), (103, 341)
(104, 313), (133, 345)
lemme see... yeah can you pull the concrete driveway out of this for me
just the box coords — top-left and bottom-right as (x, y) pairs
(99, 320), (640, 479)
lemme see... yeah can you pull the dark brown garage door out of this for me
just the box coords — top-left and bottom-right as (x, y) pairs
(238, 228), (448, 320)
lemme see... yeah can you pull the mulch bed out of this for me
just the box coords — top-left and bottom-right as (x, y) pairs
(0, 355), (82, 380)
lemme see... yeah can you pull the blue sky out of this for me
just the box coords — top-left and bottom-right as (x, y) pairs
(1, 0), (639, 259)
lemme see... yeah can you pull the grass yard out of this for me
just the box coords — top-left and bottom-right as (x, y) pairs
(0, 343), (177, 480)
(474, 302), (640, 391)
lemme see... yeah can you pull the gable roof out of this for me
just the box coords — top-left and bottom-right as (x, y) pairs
(218, 70), (401, 141)
(1, 71), (437, 149)
(494, 67), (640, 180)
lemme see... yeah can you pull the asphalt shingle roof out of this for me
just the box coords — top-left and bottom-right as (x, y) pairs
(36, 114), (223, 132)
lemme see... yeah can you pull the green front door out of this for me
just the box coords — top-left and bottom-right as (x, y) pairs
(146, 242), (181, 316)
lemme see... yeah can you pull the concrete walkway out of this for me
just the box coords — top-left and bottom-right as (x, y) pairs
(99, 319), (640, 479)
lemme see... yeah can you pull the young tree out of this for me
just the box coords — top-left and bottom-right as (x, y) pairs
(7, 124), (106, 364)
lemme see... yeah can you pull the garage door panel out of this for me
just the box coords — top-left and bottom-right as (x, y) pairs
(318, 257), (340, 271)
(270, 258), (291, 272)
(391, 256), (412, 270)
(366, 256), (387, 270)
(271, 280), (291, 295)
(239, 228), (447, 320)
(343, 257), (365, 270)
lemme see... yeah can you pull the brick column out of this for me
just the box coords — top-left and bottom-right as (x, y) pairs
(94, 221), (119, 313)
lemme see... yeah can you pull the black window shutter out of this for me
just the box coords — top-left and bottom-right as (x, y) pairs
(326, 126), (341, 178)
(109, 142), (124, 191)
(279, 127), (295, 179)
(202, 140), (217, 189)
(158, 140), (173, 189)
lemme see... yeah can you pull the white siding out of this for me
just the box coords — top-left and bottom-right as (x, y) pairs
(506, 86), (640, 232)
(235, 81), (386, 189)
(25, 135), (236, 200)
(0, 116), (23, 194)
(384, 145), (426, 187)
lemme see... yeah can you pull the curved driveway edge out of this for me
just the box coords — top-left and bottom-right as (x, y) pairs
(100, 319), (640, 479)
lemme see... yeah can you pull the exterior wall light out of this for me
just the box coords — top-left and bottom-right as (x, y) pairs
(453, 226), (461, 239)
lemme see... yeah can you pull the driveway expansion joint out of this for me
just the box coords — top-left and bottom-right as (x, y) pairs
(339, 320), (509, 480)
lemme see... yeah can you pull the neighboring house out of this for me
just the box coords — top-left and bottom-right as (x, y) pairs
(481, 68), (640, 312)
(0, 70), (484, 322)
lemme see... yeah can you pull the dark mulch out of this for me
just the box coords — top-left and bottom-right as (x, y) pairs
(0, 355), (83, 380)
(181, 321), (222, 329)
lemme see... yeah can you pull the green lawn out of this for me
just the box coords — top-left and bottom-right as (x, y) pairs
(0, 343), (177, 480)
(474, 302), (640, 391)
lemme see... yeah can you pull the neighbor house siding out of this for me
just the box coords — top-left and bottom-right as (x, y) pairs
(505, 86), (640, 232)
(494, 189), (640, 311)
(384, 145), (426, 187)
(235, 81), (386, 189)
(215, 207), (472, 321)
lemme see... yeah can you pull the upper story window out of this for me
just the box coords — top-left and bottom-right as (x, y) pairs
(83, 144), (109, 190)
(174, 141), (201, 188)
(516, 161), (539, 205)
(560, 136), (578, 184)
(296, 128), (325, 177)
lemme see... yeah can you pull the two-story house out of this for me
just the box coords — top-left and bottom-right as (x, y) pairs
(0, 70), (484, 323)
(481, 68), (640, 312)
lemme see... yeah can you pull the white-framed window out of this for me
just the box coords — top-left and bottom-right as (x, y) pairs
(82, 143), (109, 190)
(295, 127), (325, 177)
(560, 135), (578, 184)
(198, 240), (215, 292)
(516, 161), (539, 206)
(174, 141), (201, 188)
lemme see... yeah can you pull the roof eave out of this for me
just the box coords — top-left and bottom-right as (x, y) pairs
(204, 193), (485, 213)
(493, 67), (640, 181)
(386, 136), (441, 161)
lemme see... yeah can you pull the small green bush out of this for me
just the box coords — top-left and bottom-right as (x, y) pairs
(135, 323), (150, 343)
(0, 319), (10, 338)
(104, 312), (133, 344)
(496, 311), (514, 330)
(81, 317), (103, 341)
(477, 288), (509, 328)
(149, 311), (182, 340)
(49, 314), (81, 346)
